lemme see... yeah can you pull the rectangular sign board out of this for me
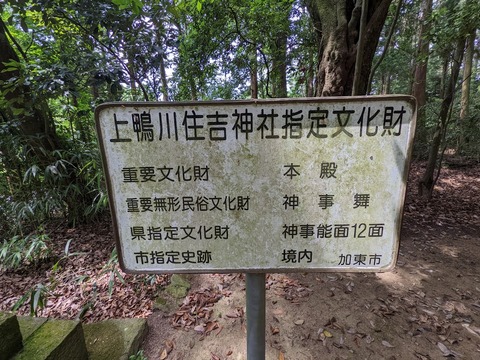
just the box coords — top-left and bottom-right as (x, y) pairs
(95, 96), (416, 273)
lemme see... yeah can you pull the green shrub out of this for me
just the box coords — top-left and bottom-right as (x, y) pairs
(0, 232), (51, 270)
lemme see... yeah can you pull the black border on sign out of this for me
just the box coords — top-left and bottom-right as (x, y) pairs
(95, 95), (416, 274)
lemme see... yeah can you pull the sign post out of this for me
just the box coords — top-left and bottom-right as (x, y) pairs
(96, 96), (416, 358)
(246, 273), (266, 360)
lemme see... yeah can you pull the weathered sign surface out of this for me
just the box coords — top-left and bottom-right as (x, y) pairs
(95, 96), (416, 273)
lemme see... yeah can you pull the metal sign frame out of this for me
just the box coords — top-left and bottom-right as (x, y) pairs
(95, 96), (416, 274)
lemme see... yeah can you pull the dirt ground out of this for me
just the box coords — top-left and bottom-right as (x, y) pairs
(141, 223), (480, 360)
(141, 160), (480, 360)
(1, 161), (480, 359)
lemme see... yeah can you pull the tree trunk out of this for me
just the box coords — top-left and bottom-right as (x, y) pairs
(271, 30), (288, 98)
(352, 0), (368, 95)
(159, 51), (170, 101)
(127, 52), (138, 99)
(412, 0), (432, 145)
(439, 57), (448, 99)
(189, 77), (197, 101)
(418, 38), (465, 199)
(367, 0), (403, 94)
(250, 45), (259, 99)
(381, 73), (391, 94)
(458, 29), (476, 152)
(306, 0), (392, 96)
(306, 49), (315, 97)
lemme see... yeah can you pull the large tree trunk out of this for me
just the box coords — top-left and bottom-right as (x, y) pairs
(306, 0), (392, 96)
(0, 18), (59, 153)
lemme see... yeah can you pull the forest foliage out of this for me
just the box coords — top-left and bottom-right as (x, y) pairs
(0, 0), (479, 270)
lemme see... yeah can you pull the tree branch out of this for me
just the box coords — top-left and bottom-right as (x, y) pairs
(367, 0), (403, 94)
(228, 5), (272, 98)
(54, 8), (150, 101)
(1, 18), (28, 61)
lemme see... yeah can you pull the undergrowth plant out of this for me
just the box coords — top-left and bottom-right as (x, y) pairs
(0, 126), (108, 265)
(101, 248), (126, 296)
(0, 232), (51, 270)
(12, 283), (49, 316)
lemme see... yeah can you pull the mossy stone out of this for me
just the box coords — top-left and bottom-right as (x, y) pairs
(14, 319), (87, 360)
(164, 274), (191, 299)
(17, 316), (48, 341)
(83, 318), (147, 360)
(153, 295), (171, 312)
(0, 312), (23, 359)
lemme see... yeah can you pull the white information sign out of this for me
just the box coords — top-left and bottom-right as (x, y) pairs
(95, 96), (416, 273)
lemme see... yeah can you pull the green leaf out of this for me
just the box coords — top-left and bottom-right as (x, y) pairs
(33, 287), (42, 313)
(111, 0), (143, 13)
(64, 238), (73, 256)
(12, 292), (30, 312)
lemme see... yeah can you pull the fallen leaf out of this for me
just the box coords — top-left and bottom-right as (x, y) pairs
(322, 317), (335, 328)
(382, 340), (395, 348)
(462, 323), (480, 338)
(323, 330), (333, 338)
(437, 342), (451, 356)
(270, 325), (280, 335)
(194, 324), (205, 333)
(159, 348), (168, 360)
(272, 308), (284, 316)
(279, 352), (285, 360)
(165, 339), (174, 352)
(437, 342), (463, 358)
(205, 321), (219, 335)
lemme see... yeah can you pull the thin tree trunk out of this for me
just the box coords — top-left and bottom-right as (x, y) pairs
(367, 0), (403, 94)
(418, 38), (465, 199)
(306, 49), (315, 97)
(382, 73), (391, 94)
(271, 30), (288, 98)
(439, 57), (448, 99)
(159, 51), (169, 101)
(127, 49), (138, 98)
(412, 0), (433, 145)
(250, 44), (258, 99)
(352, 0), (368, 95)
(458, 29), (476, 152)
(189, 77), (197, 101)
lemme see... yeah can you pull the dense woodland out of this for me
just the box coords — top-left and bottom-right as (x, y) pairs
(1, 0), (480, 310)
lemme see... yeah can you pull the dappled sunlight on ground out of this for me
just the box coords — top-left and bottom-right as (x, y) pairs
(437, 244), (460, 258)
